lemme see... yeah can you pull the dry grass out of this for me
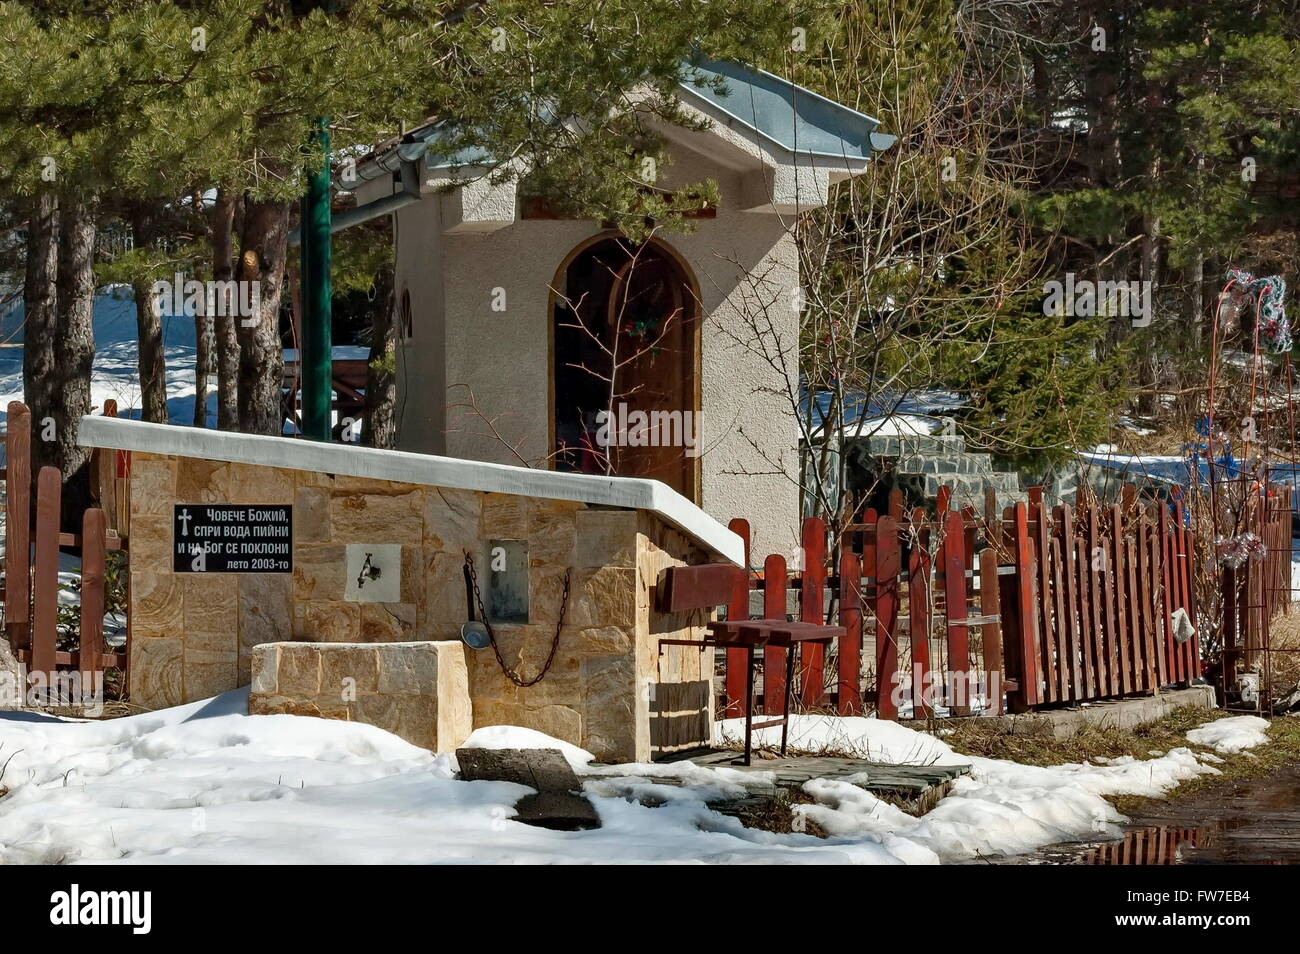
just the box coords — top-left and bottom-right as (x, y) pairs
(1104, 421), (1195, 458)
(721, 790), (829, 836)
(1109, 714), (1300, 815)
(1264, 609), (1300, 705)
(942, 704), (1300, 816)
(940, 705), (1215, 766)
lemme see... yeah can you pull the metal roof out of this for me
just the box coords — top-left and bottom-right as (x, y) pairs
(343, 59), (894, 188)
(679, 58), (895, 162)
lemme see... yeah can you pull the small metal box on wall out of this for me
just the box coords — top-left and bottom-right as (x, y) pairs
(486, 539), (528, 622)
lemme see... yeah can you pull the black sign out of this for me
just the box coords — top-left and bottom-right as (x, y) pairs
(173, 504), (293, 573)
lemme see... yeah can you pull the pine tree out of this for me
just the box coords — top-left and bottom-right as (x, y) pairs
(0, 0), (803, 446)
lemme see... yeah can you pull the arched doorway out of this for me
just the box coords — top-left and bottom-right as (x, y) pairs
(551, 236), (700, 500)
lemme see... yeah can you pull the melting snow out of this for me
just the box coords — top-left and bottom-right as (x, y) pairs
(1185, 715), (1271, 754)
(0, 693), (1264, 864)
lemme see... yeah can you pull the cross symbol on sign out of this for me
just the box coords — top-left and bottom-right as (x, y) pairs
(178, 508), (192, 535)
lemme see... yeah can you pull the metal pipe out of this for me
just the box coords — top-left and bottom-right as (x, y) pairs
(300, 119), (333, 441)
(288, 158), (421, 246)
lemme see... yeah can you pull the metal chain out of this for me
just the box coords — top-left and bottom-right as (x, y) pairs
(463, 551), (571, 687)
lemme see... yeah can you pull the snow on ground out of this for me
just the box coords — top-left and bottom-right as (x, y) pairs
(1185, 715), (1271, 754)
(0, 696), (1260, 865)
(715, 713), (968, 765)
(0, 292), (211, 436)
(0, 292), (372, 450)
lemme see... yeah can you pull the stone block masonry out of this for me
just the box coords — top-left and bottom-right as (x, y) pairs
(85, 416), (742, 763)
(249, 640), (473, 753)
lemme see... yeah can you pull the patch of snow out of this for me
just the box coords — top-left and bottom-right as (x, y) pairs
(0, 697), (1237, 864)
(715, 714), (969, 765)
(1185, 715), (1271, 754)
(0, 294), (211, 435)
(459, 725), (595, 773)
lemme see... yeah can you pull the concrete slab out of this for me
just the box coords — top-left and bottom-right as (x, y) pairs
(907, 685), (1218, 739)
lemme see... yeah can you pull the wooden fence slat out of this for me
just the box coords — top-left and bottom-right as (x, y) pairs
(1125, 532), (1143, 694)
(799, 517), (827, 707)
(1012, 502), (1041, 707)
(724, 518), (750, 718)
(838, 551), (862, 715)
(80, 509), (107, 682)
(984, 487), (1000, 553)
(1034, 499), (1058, 702)
(943, 509), (971, 715)
(875, 515), (901, 720)
(1076, 535), (1098, 699)
(888, 487), (904, 521)
(1153, 512), (1170, 689)
(1158, 505), (1174, 685)
(762, 554), (787, 715)
(979, 547), (1003, 715)
(962, 506), (977, 565)
(1138, 516), (1159, 691)
(5, 402), (31, 649)
(1086, 506), (1111, 696)
(30, 466), (61, 682)
(1132, 512), (1150, 691)
(1057, 505), (1084, 700)
(1162, 505), (1177, 685)
(1109, 505), (1131, 694)
(1174, 502), (1194, 682)
(909, 507), (933, 718)
(1103, 508), (1121, 697)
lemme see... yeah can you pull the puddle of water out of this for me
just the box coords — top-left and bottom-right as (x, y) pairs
(1026, 818), (1300, 865)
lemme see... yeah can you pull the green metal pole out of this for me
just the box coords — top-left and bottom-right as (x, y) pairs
(300, 119), (332, 441)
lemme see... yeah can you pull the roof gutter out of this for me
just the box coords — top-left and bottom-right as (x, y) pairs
(288, 156), (422, 246)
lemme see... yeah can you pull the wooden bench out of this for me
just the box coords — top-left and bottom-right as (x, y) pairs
(656, 564), (845, 765)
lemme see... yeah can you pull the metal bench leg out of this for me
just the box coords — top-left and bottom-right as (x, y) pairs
(742, 644), (755, 766)
(781, 645), (796, 757)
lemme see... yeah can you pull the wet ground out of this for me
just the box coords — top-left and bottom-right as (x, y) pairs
(1006, 764), (1300, 865)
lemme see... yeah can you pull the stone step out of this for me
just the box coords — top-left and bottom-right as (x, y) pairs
(894, 453), (993, 475)
(863, 434), (967, 457)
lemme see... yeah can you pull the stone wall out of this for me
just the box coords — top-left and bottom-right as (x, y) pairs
(127, 451), (715, 762)
(248, 640), (473, 753)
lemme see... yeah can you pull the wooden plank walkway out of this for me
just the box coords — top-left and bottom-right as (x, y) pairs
(669, 749), (970, 814)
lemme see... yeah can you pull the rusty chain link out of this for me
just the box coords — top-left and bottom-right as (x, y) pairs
(463, 551), (571, 687)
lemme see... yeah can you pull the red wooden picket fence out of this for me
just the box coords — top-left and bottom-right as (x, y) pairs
(1220, 480), (1294, 677)
(2, 401), (129, 698)
(722, 482), (1205, 720)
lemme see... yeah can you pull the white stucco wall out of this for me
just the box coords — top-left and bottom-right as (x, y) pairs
(391, 140), (803, 561)
(393, 198), (447, 455)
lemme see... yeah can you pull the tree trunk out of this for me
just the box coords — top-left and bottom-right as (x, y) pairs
(236, 197), (289, 436)
(1031, 49), (1051, 126)
(210, 189), (239, 430)
(52, 193), (97, 523)
(1136, 212), (1160, 416)
(363, 263), (397, 448)
(126, 205), (169, 425)
(194, 308), (214, 427)
(22, 191), (59, 483)
(1137, 106), (1161, 418)
(132, 277), (169, 424)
